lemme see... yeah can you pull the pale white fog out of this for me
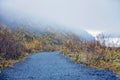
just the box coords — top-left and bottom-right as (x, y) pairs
(0, 0), (120, 33)
(0, 0), (120, 46)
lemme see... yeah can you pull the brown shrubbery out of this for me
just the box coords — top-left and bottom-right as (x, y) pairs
(0, 24), (63, 69)
(61, 35), (120, 75)
(0, 23), (120, 75)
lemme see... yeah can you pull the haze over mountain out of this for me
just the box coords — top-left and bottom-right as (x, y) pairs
(0, 7), (94, 41)
(1, 0), (120, 41)
(1, 0), (120, 34)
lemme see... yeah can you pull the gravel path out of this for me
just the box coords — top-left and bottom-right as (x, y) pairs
(0, 51), (119, 80)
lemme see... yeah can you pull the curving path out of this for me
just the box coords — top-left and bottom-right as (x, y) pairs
(0, 51), (120, 80)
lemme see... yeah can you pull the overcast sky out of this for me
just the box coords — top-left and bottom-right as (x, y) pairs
(0, 0), (120, 34)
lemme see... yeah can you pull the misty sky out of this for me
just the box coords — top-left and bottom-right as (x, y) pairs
(0, 0), (120, 34)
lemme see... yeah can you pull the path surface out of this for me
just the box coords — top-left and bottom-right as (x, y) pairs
(0, 51), (120, 80)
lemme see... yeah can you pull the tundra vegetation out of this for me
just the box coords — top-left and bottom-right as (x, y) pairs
(0, 23), (120, 75)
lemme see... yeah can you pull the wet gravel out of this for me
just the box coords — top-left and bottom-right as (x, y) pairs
(0, 51), (120, 80)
